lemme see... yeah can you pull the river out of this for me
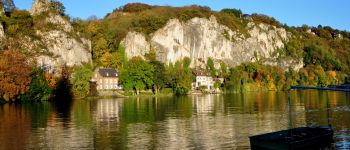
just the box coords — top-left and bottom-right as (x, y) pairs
(0, 90), (349, 149)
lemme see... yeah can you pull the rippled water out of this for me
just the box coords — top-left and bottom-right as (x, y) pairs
(0, 90), (349, 149)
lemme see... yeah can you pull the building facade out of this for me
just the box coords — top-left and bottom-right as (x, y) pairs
(91, 68), (121, 90)
(192, 71), (224, 91)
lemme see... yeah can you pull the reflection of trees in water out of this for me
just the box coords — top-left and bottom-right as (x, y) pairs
(0, 104), (31, 150)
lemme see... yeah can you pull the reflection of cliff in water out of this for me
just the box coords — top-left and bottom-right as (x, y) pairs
(53, 73), (73, 126)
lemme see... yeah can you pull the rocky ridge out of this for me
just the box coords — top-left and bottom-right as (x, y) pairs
(29, 0), (91, 73)
(29, 0), (49, 16)
(123, 15), (303, 71)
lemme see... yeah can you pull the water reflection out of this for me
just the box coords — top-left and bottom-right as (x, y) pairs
(0, 90), (349, 149)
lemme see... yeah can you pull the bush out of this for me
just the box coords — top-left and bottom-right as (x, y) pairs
(21, 68), (53, 102)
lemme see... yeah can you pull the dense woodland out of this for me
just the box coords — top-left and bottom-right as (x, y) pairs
(1, 2), (350, 102)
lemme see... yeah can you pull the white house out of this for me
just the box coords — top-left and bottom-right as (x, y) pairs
(192, 71), (224, 91)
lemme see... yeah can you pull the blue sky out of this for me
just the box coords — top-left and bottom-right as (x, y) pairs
(15, 0), (349, 31)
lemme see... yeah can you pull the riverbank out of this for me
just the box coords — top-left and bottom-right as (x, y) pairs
(291, 85), (350, 92)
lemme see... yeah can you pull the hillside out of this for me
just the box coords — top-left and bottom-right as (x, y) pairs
(1, 2), (350, 100)
(73, 3), (350, 92)
(0, 0), (91, 74)
(0, 0), (92, 102)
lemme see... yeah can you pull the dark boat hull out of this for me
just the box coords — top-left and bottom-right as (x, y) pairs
(249, 126), (334, 150)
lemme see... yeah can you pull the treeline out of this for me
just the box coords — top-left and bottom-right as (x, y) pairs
(0, 50), (73, 103)
(0, 48), (94, 103)
(118, 51), (193, 95)
(223, 62), (341, 93)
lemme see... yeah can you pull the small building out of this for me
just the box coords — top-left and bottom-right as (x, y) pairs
(192, 71), (224, 91)
(91, 68), (121, 90)
(193, 71), (213, 90)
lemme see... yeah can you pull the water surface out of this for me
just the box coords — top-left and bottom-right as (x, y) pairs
(0, 90), (349, 149)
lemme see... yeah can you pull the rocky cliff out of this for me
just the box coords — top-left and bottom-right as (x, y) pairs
(0, 6), (5, 39)
(28, 0), (91, 73)
(123, 15), (303, 70)
(30, 0), (49, 16)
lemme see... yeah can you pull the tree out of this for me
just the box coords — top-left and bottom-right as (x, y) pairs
(0, 0), (15, 12)
(21, 68), (53, 101)
(206, 57), (216, 77)
(150, 60), (166, 94)
(72, 63), (93, 98)
(167, 57), (193, 95)
(49, 0), (65, 16)
(220, 61), (228, 77)
(122, 3), (152, 12)
(214, 81), (222, 90)
(0, 50), (32, 102)
(3, 10), (34, 36)
(145, 49), (157, 62)
(221, 8), (242, 18)
(119, 57), (154, 95)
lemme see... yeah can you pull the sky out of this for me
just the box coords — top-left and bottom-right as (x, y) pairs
(15, 0), (350, 31)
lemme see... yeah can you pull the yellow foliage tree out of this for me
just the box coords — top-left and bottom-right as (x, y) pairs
(0, 50), (32, 102)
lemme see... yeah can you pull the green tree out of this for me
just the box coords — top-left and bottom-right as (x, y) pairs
(150, 61), (166, 94)
(3, 10), (34, 36)
(206, 57), (216, 77)
(167, 57), (193, 95)
(49, 0), (66, 16)
(119, 57), (154, 95)
(72, 63), (93, 98)
(221, 8), (242, 18)
(21, 68), (53, 101)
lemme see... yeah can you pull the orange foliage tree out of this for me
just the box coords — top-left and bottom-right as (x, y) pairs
(0, 50), (32, 102)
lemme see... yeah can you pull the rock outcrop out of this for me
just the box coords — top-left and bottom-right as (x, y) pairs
(123, 16), (303, 71)
(30, 0), (49, 16)
(0, 0), (15, 12)
(0, 5), (5, 38)
(0, 24), (5, 39)
(27, 0), (92, 73)
(36, 30), (91, 72)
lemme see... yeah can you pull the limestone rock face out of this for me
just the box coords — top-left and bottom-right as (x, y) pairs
(46, 14), (73, 32)
(123, 16), (303, 71)
(36, 30), (92, 73)
(0, 5), (5, 38)
(121, 31), (150, 59)
(27, 0), (91, 73)
(0, 24), (5, 39)
(30, 0), (49, 16)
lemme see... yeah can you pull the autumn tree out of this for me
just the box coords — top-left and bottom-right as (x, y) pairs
(0, 50), (32, 102)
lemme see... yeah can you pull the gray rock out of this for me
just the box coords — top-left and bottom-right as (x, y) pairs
(123, 15), (303, 71)
(30, 0), (49, 16)
(36, 30), (92, 73)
